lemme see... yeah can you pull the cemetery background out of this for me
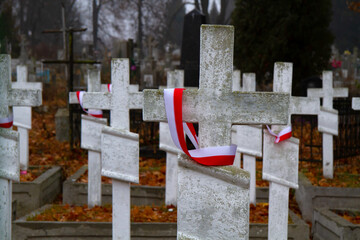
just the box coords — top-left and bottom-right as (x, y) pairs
(2, 0), (360, 239)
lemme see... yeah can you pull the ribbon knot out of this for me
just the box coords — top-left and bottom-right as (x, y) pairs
(164, 88), (236, 166)
(266, 125), (292, 143)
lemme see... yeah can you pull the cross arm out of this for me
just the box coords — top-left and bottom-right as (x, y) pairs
(69, 92), (79, 104)
(82, 92), (111, 110)
(307, 88), (323, 98)
(143, 89), (290, 125)
(12, 82), (42, 91)
(290, 97), (320, 115)
(8, 89), (42, 107)
(333, 88), (348, 98)
(129, 92), (143, 109)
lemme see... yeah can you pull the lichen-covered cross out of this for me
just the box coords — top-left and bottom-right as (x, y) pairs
(0, 54), (42, 240)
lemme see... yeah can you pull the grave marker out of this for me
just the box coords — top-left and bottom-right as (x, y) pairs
(0, 55), (41, 240)
(12, 65), (42, 173)
(233, 73), (262, 205)
(307, 71), (348, 178)
(143, 25), (290, 239)
(159, 70), (184, 205)
(82, 59), (141, 240)
(69, 66), (107, 207)
(263, 62), (319, 239)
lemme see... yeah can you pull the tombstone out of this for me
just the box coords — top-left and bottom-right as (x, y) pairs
(352, 97), (360, 110)
(307, 71), (348, 179)
(12, 65), (42, 174)
(69, 66), (107, 207)
(159, 70), (184, 206)
(180, 9), (206, 87)
(232, 70), (241, 91)
(263, 62), (320, 239)
(143, 25), (290, 239)
(0, 54), (42, 239)
(233, 73), (262, 205)
(82, 59), (142, 240)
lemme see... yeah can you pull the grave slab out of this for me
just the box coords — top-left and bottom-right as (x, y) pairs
(295, 171), (360, 222)
(312, 208), (360, 240)
(12, 205), (309, 240)
(12, 166), (62, 218)
(63, 165), (165, 206)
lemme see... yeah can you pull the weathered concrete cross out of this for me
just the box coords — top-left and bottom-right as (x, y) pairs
(12, 64), (42, 173)
(263, 62), (320, 240)
(82, 59), (141, 240)
(69, 66), (107, 207)
(0, 55), (42, 240)
(307, 71), (348, 178)
(143, 25), (290, 239)
(159, 70), (184, 205)
(233, 73), (262, 205)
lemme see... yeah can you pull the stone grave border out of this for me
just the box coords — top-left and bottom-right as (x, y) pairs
(12, 204), (308, 239)
(12, 165), (62, 218)
(295, 171), (360, 222)
(13, 204), (177, 240)
(63, 165), (165, 206)
(312, 207), (360, 240)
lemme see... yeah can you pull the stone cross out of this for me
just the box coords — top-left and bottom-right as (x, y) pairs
(233, 73), (262, 205)
(0, 55), (41, 240)
(82, 59), (141, 240)
(12, 65), (42, 173)
(143, 25), (290, 239)
(352, 98), (360, 110)
(69, 66), (107, 207)
(263, 62), (320, 240)
(159, 70), (184, 206)
(307, 71), (348, 178)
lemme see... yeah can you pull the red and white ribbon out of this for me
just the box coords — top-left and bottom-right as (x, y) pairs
(107, 84), (112, 92)
(266, 125), (292, 143)
(164, 88), (236, 166)
(76, 91), (103, 118)
(0, 114), (13, 128)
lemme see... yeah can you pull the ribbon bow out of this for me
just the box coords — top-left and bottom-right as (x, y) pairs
(266, 125), (292, 143)
(164, 88), (236, 166)
(76, 91), (103, 118)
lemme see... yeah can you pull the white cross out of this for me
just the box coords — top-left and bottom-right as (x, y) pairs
(12, 65), (42, 172)
(69, 66), (107, 207)
(159, 70), (184, 206)
(143, 25), (290, 239)
(307, 71), (348, 178)
(233, 73), (262, 205)
(0, 54), (42, 240)
(263, 62), (319, 240)
(82, 59), (141, 240)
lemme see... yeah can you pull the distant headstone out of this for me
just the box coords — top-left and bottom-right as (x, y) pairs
(307, 71), (348, 179)
(12, 65), (42, 173)
(180, 9), (206, 87)
(0, 54), (42, 240)
(143, 25), (290, 239)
